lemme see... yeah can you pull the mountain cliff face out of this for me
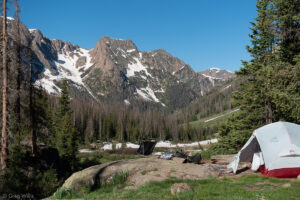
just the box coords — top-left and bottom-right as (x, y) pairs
(4, 18), (235, 110)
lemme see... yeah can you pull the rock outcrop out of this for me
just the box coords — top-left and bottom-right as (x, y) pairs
(61, 156), (229, 190)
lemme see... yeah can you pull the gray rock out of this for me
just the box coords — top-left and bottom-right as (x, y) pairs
(76, 56), (87, 67)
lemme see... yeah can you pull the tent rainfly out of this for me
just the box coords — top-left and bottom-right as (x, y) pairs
(228, 121), (300, 178)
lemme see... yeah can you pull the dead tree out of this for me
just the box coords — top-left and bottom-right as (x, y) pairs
(13, 0), (21, 144)
(1, 0), (8, 169)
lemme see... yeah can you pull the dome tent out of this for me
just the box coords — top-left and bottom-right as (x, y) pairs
(228, 121), (300, 178)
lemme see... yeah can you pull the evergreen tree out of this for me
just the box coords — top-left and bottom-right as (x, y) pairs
(54, 80), (79, 169)
(34, 86), (53, 144)
(276, 0), (300, 64)
(212, 0), (300, 154)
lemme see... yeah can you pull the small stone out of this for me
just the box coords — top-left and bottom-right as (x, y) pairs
(282, 183), (291, 188)
(171, 183), (192, 195)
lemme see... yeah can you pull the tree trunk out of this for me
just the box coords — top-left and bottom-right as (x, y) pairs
(30, 50), (37, 156)
(14, 0), (21, 144)
(1, 0), (8, 169)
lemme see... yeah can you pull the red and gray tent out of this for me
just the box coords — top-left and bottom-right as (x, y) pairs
(228, 121), (300, 178)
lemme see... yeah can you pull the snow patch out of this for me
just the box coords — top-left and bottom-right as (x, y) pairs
(202, 73), (223, 86)
(127, 49), (136, 53)
(101, 142), (139, 150)
(29, 29), (38, 33)
(127, 57), (152, 78)
(221, 84), (232, 92)
(35, 73), (61, 94)
(202, 74), (222, 80)
(90, 139), (218, 151)
(79, 149), (95, 153)
(7, 17), (14, 20)
(210, 67), (221, 72)
(151, 52), (158, 57)
(124, 99), (130, 105)
(137, 87), (160, 103)
(156, 139), (218, 148)
(38, 46), (95, 98)
(154, 88), (165, 93)
(126, 142), (139, 148)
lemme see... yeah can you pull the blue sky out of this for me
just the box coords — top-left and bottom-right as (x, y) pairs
(9, 0), (256, 72)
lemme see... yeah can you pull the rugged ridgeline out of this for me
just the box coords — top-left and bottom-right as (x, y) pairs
(3, 18), (234, 110)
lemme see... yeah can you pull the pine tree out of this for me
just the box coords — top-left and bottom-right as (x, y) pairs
(34, 86), (53, 144)
(212, 0), (300, 154)
(276, 0), (300, 64)
(54, 80), (79, 169)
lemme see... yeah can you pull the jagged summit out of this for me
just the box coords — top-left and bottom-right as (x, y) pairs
(2, 19), (234, 110)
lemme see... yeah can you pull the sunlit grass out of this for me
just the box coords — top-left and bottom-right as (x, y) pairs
(51, 174), (300, 200)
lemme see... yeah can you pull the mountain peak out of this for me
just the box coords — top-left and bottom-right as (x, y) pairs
(4, 18), (235, 109)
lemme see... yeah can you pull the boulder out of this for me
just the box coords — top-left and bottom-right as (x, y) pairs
(171, 183), (192, 195)
(62, 161), (121, 189)
(60, 156), (229, 191)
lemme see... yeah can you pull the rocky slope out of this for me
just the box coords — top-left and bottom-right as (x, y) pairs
(4, 18), (235, 110)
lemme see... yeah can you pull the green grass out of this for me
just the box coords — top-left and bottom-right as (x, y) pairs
(51, 174), (300, 200)
(141, 168), (159, 175)
(52, 171), (129, 199)
(189, 109), (238, 128)
(201, 149), (213, 159)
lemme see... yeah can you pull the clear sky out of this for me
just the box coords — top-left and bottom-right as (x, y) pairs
(9, 0), (257, 72)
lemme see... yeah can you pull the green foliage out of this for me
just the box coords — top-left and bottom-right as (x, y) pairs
(214, 0), (300, 154)
(54, 80), (79, 170)
(33, 168), (61, 198)
(1, 144), (61, 199)
(34, 86), (53, 144)
(1, 144), (29, 194)
(200, 150), (213, 159)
